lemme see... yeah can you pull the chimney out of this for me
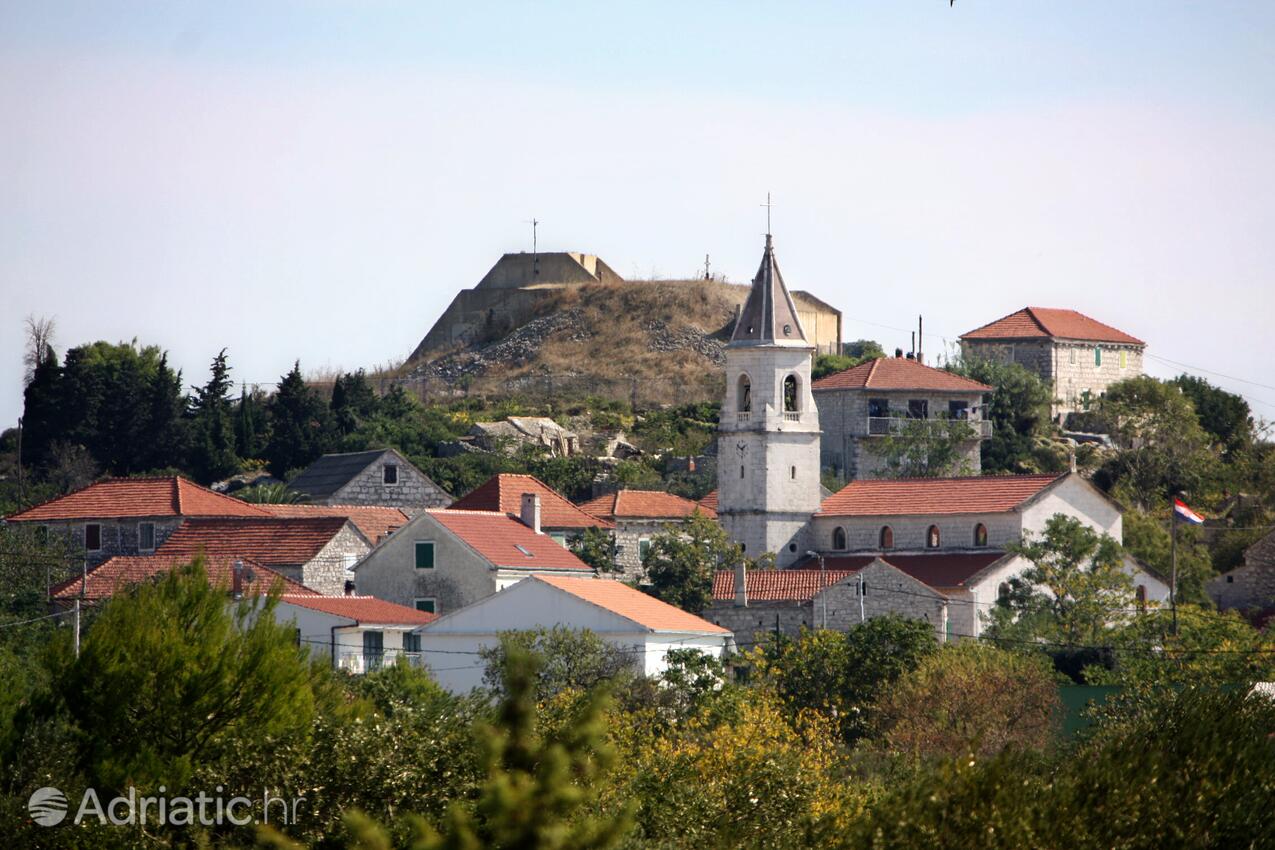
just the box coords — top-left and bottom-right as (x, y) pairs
(1067, 439), (1078, 474)
(735, 560), (748, 608)
(520, 492), (542, 534)
(344, 580), (357, 596)
(232, 559), (244, 600)
(894, 347), (904, 358)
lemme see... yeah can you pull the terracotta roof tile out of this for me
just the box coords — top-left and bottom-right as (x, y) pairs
(713, 569), (859, 602)
(812, 357), (992, 393)
(699, 491), (719, 513)
(51, 555), (315, 601)
(278, 594), (437, 625)
(793, 552), (1010, 591)
(818, 474), (1064, 517)
(427, 510), (592, 571)
(154, 516), (355, 567)
(451, 474), (611, 529)
(961, 307), (1144, 345)
(7, 477), (271, 522)
(258, 504), (409, 544)
(532, 575), (730, 634)
(578, 490), (716, 520)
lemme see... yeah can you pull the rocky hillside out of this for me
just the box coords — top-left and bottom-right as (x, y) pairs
(403, 280), (742, 405)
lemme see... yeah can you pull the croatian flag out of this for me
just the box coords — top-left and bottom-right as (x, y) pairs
(1174, 499), (1205, 525)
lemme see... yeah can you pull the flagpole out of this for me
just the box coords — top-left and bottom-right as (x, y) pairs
(1170, 496), (1179, 637)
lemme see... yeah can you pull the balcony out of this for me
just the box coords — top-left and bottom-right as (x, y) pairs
(337, 650), (425, 674)
(866, 417), (993, 439)
(783, 412), (801, 422)
(736, 412), (751, 423)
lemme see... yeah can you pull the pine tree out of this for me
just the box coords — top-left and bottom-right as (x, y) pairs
(188, 349), (240, 483)
(140, 353), (187, 472)
(265, 362), (332, 478)
(330, 371), (380, 438)
(235, 383), (268, 460)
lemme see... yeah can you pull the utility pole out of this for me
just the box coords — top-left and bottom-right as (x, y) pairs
(73, 599), (81, 658)
(1170, 495), (1180, 636)
(524, 218), (540, 277)
(15, 416), (24, 510)
(859, 573), (865, 623)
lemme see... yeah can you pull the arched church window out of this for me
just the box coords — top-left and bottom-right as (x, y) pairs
(833, 527), (847, 550)
(927, 525), (941, 548)
(974, 523), (988, 547)
(783, 375), (799, 412)
(737, 374), (752, 412)
(879, 526), (894, 549)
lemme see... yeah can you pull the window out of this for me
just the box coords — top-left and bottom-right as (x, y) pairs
(790, 465), (796, 480)
(84, 523), (102, 552)
(973, 523), (988, 547)
(404, 633), (421, 653)
(1094, 347), (1102, 367)
(907, 399), (928, 419)
(383, 464), (399, 485)
(414, 598), (436, 614)
(927, 525), (941, 548)
(362, 630), (384, 670)
(948, 400), (969, 420)
(737, 374), (752, 412)
(1119, 350), (1128, 369)
(639, 538), (652, 562)
(138, 522), (156, 552)
(833, 527), (847, 550)
(1069, 348), (1076, 365)
(740, 465), (745, 479)
(514, 544), (534, 557)
(35, 525), (49, 545)
(868, 398), (890, 418)
(414, 541), (435, 569)
(879, 526), (894, 549)
(783, 375), (799, 412)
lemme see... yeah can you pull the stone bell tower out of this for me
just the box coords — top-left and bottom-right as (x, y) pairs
(717, 233), (822, 567)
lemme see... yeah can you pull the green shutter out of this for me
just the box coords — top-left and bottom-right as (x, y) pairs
(415, 541), (435, 569)
(1094, 347), (1102, 366)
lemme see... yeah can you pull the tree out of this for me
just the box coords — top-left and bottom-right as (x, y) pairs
(876, 417), (977, 478)
(570, 527), (616, 572)
(875, 641), (1060, 761)
(812, 340), (885, 380)
(987, 514), (1131, 646)
(949, 358), (1058, 474)
(140, 352), (187, 472)
(236, 482), (306, 504)
(1171, 374), (1253, 459)
(644, 511), (744, 614)
(235, 383), (269, 460)
(1120, 505), (1213, 605)
(43, 559), (323, 791)
(331, 371), (381, 437)
(266, 362), (333, 478)
(758, 616), (938, 744)
(187, 348), (240, 482)
(480, 627), (636, 702)
(22, 314), (56, 386)
(18, 341), (61, 471)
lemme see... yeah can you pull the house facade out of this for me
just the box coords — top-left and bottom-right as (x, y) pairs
(812, 356), (993, 481)
(352, 498), (594, 617)
(578, 489), (716, 579)
(273, 594), (437, 673)
(417, 574), (733, 693)
(287, 449), (452, 512)
(959, 307), (1145, 418)
(1206, 529), (1275, 612)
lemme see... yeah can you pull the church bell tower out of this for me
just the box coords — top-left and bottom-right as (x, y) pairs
(717, 233), (822, 567)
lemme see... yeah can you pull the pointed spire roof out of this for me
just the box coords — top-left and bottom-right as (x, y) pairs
(729, 235), (810, 348)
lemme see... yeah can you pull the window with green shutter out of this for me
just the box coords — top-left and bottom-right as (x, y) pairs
(1094, 347), (1102, 366)
(415, 541), (435, 569)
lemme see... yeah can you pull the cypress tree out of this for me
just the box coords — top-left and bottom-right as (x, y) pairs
(188, 349), (240, 483)
(265, 362), (331, 478)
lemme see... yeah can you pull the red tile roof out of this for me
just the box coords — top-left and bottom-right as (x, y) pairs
(531, 575), (730, 634)
(51, 555), (315, 601)
(713, 569), (860, 602)
(451, 474), (611, 529)
(961, 307), (1144, 345)
(796, 552), (1011, 591)
(427, 510), (592, 571)
(699, 491), (719, 513)
(154, 516), (357, 567)
(813, 357), (992, 393)
(578, 490), (716, 521)
(818, 474), (1064, 517)
(258, 504), (409, 544)
(278, 594), (437, 626)
(7, 477), (272, 522)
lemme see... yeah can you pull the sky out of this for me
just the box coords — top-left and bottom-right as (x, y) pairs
(2, 1), (1274, 427)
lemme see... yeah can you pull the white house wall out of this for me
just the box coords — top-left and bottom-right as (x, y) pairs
(1019, 476), (1122, 543)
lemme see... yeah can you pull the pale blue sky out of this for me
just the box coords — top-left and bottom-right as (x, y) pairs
(3, 1), (1274, 425)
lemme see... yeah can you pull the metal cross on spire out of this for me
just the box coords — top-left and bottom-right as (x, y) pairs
(760, 192), (775, 236)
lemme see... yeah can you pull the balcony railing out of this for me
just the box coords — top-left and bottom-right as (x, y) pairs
(783, 412), (801, 422)
(736, 412), (751, 422)
(337, 650), (425, 674)
(866, 417), (993, 438)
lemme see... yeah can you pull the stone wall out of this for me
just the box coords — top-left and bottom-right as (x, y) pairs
(960, 339), (1144, 418)
(810, 511), (1022, 554)
(354, 513), (498, 615)
(330, 450), (452, 512)
(32, 518), (185, 569)
(1206, 563), (1275, 611)
(611, 520), (668, 581)
(301, 524), (372, 596)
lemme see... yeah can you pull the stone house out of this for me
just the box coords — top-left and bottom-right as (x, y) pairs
(352, 498), (594, 617)
(812, 355), (993, 481)
(272, 594), (437, 674)
(449, 473), (611, 548)
(4, 476), (272, 569)
(704, 560), (950, 644)
(959, 307), (1145, 419)
(418, 574), (732, 694)
(1206, 529), (1275, 612)
(578, 489), (717, 580)
(149, 516), (372, 596)
(287, 449), (452, 512)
